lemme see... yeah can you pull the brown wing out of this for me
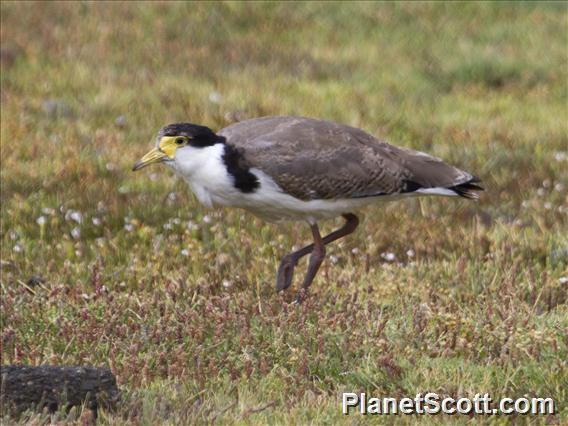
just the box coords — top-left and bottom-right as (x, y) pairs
(218, 116), (477, 200)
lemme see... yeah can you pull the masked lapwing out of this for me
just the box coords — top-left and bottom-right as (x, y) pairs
(133, 116), (483, 302)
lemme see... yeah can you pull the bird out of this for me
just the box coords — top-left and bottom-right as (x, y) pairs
(133, 116), (483, 302)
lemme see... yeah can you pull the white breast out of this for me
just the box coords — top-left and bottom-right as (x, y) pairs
(170, 144), (240, 208)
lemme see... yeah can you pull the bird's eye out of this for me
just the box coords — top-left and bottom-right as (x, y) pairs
(175, 138), (186, 145)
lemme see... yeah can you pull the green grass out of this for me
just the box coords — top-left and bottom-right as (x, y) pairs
(1, 1), (567, 424)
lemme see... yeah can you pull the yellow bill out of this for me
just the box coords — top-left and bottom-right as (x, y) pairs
(132, 148), (168, 171)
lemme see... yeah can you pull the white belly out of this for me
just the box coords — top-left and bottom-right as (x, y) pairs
(230, 169), (373, 222)
(185, 166), (381, 223)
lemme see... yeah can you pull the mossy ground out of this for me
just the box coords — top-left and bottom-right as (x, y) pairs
(1, 2), (566, 424)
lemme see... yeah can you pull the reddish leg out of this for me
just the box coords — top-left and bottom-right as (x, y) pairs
(275, 213), (359, 298)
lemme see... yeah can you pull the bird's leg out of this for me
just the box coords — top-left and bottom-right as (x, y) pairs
(294, 223), (326, 303)
(275, 213), (359, 293)
(275, 247), (312, 293)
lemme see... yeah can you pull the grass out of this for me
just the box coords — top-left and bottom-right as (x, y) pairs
(1, 1), (567, 424)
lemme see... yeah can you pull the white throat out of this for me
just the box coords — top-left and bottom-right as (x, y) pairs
(169, 143), (237, 208)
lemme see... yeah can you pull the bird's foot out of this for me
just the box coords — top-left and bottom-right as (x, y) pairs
(292, 287), (309, 305)
(276, 255), (297, 292)
(293, 288), (308, 304)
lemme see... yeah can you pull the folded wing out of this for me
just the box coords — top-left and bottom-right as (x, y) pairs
(218, 116), (483, 200)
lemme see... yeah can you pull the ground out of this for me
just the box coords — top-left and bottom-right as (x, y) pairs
(1, 2), (567, 425)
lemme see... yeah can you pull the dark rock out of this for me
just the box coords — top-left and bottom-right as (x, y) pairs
(0, 365), (120, 416)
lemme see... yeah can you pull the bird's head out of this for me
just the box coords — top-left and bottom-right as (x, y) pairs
(132, 123), (224, 171)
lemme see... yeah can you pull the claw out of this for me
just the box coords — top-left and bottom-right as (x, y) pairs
(294, 288), (307, 304)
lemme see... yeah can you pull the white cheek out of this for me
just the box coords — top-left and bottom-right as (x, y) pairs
(173, 146), (202, 176)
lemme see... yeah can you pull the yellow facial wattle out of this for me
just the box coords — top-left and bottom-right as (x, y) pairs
(158, 136), (185, 159)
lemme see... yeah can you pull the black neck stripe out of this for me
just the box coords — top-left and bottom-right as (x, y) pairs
(221, 144), (260, 193)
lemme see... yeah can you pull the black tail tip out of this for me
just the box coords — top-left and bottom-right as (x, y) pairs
(450, 178), (484, 199)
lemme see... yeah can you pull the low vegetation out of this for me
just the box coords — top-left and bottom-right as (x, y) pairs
(1, 2), (566, 424)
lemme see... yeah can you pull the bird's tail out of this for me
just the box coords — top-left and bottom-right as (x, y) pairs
(447, 178), (484, 199)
